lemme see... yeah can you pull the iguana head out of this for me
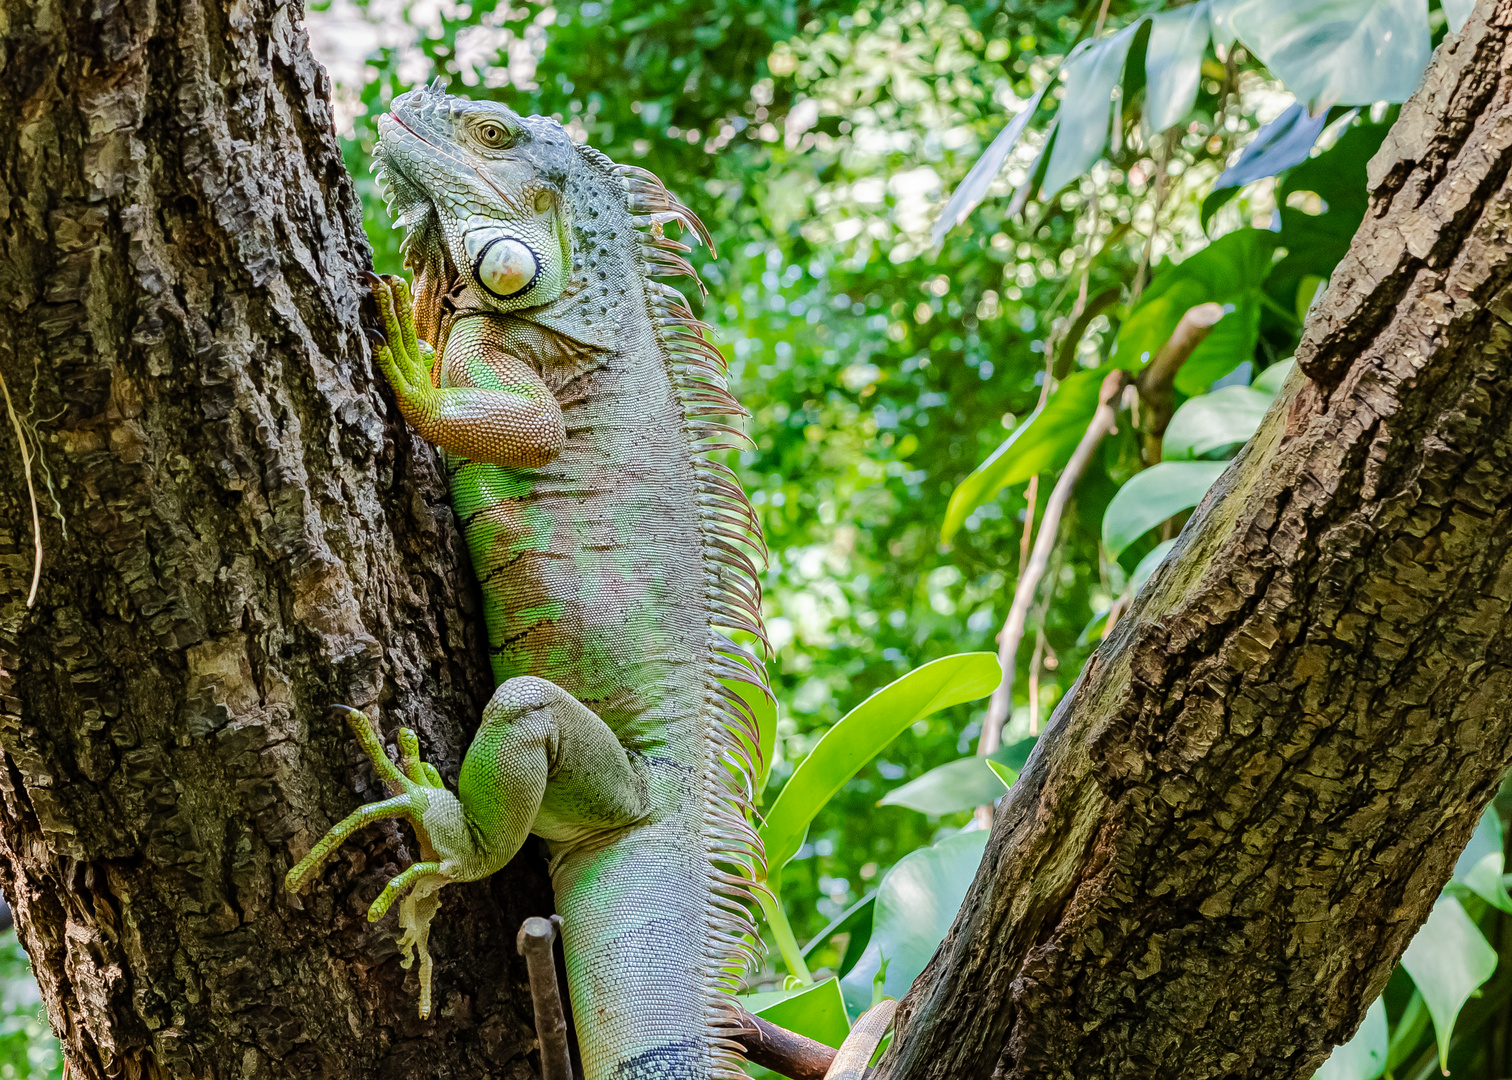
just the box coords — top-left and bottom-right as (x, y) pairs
(374, 81), (576, 336)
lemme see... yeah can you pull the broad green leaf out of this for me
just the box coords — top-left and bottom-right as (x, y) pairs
(740, 977), (851, 1049)
(760, 654), (1002, 871)
(1042, 23), (1142, 197)
(1385, 992), (1430, 1073)
(1201, 103), (1327, 229)
(985, 758), (1018, 787)
(1144, 4), (1211, 135)
(1312, 996), (1388, 1080)
(941, 367), (1109, 543)
(1175, 297), (1261, 394)
(1252, 358), (1296, 397)
(1113, 230), (1277, 374)
(1400, 896), (1498, 1072)
(1209, 0), (1243, 45)
(878, 738), (1035, 816)
(1452, 806), (1512, 913)
(1443, 0), (1475, 32)
(839, 831), (989, 1018)
(1163, 385), (1274, 461)
(933, 82), (1051, 245)
(1102, 461), (1229, 559)
(801, 891), (876, 978)
(1229, 0), (1431, 110)
(1267, 118), (1393, 312)
(1130, 538), (1178, 595)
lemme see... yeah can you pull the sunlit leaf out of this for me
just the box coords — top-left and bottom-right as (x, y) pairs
(933, 83), (1051, 245)
(1209, 0), (1244, 45)
(839, 831), (989, 1018)
(1144, 3), (1211, 135)
(760, 654), (1002, 872)
(1229, 0), (1431, 110)
(878, 738), (1035, 816)
(1041, 22), (1143, 197)
(1112, 229), (1277, 377)
(1130, 538), (1179, 595)
(1443, 0), (1475, 33)
(1400, 896), (1499, 1073)
(1163, 385), (1274, 461)
(1201, 103), (1328, 229)
(1451, 806), (1512, 914)
(1312, 996), (1388, 1080)
(1103, 461), (1228, 559)
(941, 367), (1110, 544)
(985, 758), (1018, 787)
(740, 977), (852, 1049)
(1253, 358), (1296, 397)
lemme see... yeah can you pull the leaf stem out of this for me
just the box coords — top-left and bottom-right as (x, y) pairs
(759, 887), (814, 985)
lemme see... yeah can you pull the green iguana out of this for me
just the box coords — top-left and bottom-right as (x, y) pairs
(285, 81), (770, 1080)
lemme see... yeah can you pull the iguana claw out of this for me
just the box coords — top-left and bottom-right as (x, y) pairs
(285, 707), (464, 1019)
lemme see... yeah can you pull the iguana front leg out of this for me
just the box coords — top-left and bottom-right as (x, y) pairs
(287, 679), (647, 1018)
(367, 272), (565, 468)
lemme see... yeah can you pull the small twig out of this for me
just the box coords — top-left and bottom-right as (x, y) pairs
(1091, 0), (1114, 40)
(517, 916), (574, 1080)
(1053, 287), (1121, 381)
(1132, 133), (1176, 304)
(734, 1007), (837, 1080)
(0, 368), (42, 608)
(1016, 476), (1039, 578)
(1134, 302), (1227, 464)
(978, 370), (1127, 787)
(1027, 625), (1046, 736)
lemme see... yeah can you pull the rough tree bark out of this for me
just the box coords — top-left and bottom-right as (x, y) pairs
(880, 4), (1512, 1079)
(0, 0), (553, 1077)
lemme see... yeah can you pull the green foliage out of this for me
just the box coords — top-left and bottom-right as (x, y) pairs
(1229, 0), (1431, 110)
(877, 737), (1031, 815)
(759, 653), (1001, 875)
(1402, 896), (1500, 1073)
(1162, 385), (1273, 460)
(740, 977), (852, 1048)
(1101, 461), (1227, 561)
(837, 831), (989, 1017)
(263, 0), (1511, 1067)
(0, 933), (60, 1080)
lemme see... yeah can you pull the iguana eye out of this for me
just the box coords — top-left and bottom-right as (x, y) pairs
(476, 121), (511, 149)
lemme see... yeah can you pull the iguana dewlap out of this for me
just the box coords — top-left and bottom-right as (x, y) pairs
(285, 82), (770, 1080)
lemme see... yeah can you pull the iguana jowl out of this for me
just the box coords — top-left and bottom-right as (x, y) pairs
(285, 82), (770, 1080)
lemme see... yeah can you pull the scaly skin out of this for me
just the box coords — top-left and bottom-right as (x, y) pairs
(285, 83), (769, 1080)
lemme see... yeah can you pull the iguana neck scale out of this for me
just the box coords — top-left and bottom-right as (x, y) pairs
(285, 81), (770, 1080)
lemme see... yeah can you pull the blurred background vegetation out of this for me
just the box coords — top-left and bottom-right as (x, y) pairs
(6, 0), (1509, 1077)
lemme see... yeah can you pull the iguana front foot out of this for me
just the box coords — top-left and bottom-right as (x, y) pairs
(285, 708), (476, 1019)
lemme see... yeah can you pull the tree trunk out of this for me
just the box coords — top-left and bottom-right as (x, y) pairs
(880, 5), (1512, 1079)
(0, 0), (552, 1077)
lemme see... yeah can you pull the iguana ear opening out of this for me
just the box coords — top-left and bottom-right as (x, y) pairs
(460, 188), (572, 311)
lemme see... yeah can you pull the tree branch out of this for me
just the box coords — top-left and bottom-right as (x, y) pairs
(978, 370), (1127, 766)
(1133, 301), (1225, 463)
(879, 6), (1512, 1078)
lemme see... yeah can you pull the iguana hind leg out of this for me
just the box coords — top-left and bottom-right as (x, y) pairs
(286, 682), (647, 1018)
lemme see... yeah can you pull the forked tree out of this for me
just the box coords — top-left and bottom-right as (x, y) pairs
(0, 1), (1510, 1079)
